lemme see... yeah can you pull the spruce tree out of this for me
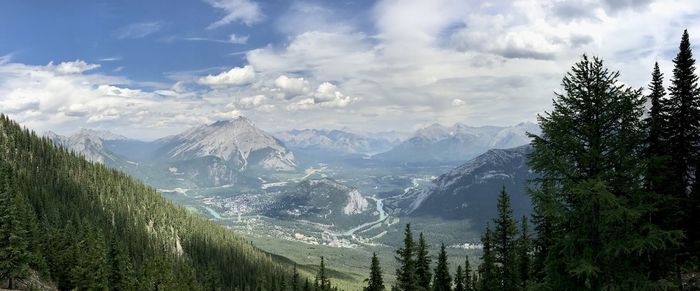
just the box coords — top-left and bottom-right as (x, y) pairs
(292, 264), (300, 291)
(493, 187), (517, 290)
(516, 216), (530, 290)
(477, 225), (498, 291)
(529, 55), (682, 289)
(316, 256), (330, 291)
(667, 29), (700, 261)
(415, 233), (432, 291)
(395, 224), (418, 291)
(454, 265), (465, 291)
(365, 253), (385, 291)
(0, 166), (30, 290)
(463, 255), (472, 291)
(432, 243), (451, 291)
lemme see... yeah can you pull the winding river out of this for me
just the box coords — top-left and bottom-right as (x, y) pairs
(339, 196), (387, 236)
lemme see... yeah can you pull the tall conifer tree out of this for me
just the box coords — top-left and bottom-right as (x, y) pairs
(667, 30), (700, 260)
(529, 55), (682, 289)
(365, 253), (385, 291)
(432, 243), (451, 291)
(493, 187), (517, 290)
(415, 233), (432, 291)
(395, 224), (419, 291)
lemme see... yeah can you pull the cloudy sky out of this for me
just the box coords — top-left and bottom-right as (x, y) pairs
(0, 0), (699, 139)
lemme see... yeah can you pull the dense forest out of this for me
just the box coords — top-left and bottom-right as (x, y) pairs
(357, 30), (700, 291)
(1, 26), (699, 290)
(0, 114), (300, 289)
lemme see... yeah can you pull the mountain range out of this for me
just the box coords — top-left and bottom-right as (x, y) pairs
(374, 122), (540, 164)
(398, 145), (534, 227)
(46, 117), (296, 188)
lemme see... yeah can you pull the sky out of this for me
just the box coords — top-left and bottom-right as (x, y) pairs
(0, 0), (699, 139)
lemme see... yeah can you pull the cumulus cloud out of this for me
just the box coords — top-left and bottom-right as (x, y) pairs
(115, 21), (163, 39)
(274, 75), (310, 98)
(205, 0), (263, 29)
(198, 65), (256, 86)
(238, 95), (267, 108)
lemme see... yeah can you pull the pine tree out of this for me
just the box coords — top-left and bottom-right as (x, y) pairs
(316, 256), (330, 291)
(291, 264), (300, 291)
(365, 252), (385, 291)
(303, 278), (312, 291)
(667, 29), (700, 263)
(529, 55), (682, 289)
(432, 243), (451, 291)
(395, 224), (419, 291)
(528, 180), (553, 285)
(415, 233), (432, 291)
(477, 225), (498, 291)
(516, 216), (530, 290)
(493, 187), (517, 290)
(463, 256), (472, 291)
(454, 265), (465, 291)
(0, 166), (30, 290)
(108, 236), (137, 291)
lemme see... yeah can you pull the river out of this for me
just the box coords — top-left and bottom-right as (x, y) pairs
(339, 196), (387, 236)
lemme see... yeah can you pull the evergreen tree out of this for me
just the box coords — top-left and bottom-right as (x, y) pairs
(0, 166), (30, 290)
(454, 265), (465, 291)
(477, 225), (498, 291)
(432, 243), (451, 291)
(365, 252), (385, 291)
(303, 278), (312, 291)
(395, 224), (419, 291)
(415, 233), (432, 291)
(493, 187), (517, 290)
(463, 256), (472, 291)
(529, 55), (682, 289)
(667, 29), (700, 262)
(108, 237), (137, 291)
(291, 264), (300, 291)
(516, 216), (530, 290)
(528, 180), (554, 285)
(315, 256), (330, 291)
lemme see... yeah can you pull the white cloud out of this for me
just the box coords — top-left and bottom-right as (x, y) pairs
(274, 75), (310, 98)
(205, 0), (263, 29)
(228, 34), (249, 44)
(115, 21), (163, 39)
(238, 95), (267, 108)
(47, 60), (101, 74)
(198, 65), (256, 86)
(452, 99), (466, 106)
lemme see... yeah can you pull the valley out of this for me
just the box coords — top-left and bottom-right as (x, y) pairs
(44, 118), (538, 288)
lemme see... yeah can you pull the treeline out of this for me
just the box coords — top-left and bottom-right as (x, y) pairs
(0, 115), (294, 290)
(362, 29), (700, 291)
(359, 189), (529, 291)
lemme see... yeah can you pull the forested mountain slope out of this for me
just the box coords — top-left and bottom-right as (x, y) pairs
(0, 114), (291, 290)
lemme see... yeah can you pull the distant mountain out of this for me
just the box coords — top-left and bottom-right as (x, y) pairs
(155, 118), (295, 171)
(46, 129), (129, 164)
(46, 117), (296, 188)
(403, 145), (534, 227)
(374, 122), (540, 164)
(276, 129), (400, 155)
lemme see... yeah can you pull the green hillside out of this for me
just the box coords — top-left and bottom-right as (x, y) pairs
(0, 114), (290, 290)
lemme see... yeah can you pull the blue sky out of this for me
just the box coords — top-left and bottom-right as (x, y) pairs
(1, 0), (699, 139)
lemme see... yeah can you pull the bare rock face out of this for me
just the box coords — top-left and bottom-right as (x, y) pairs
(343, 189), (369, 215)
